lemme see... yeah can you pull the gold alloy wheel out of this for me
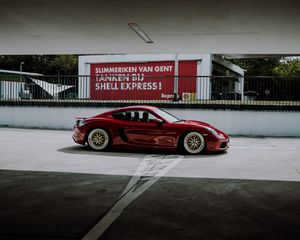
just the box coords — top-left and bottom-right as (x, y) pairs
(91, 132), (105, 146)
(187, 135), (201, 150)
(87, 128), (109, 150)
(183, 132), (205, 154)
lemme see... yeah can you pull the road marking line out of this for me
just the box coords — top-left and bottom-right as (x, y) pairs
(81, 154), (183, 240)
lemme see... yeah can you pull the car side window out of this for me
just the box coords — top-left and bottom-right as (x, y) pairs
(113, 110), (158, 122)
(139, 111), (157, 122)
(112, 111), (135, 121)
(112, 111), (126, 120)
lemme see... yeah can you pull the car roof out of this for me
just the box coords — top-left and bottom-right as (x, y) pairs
(94, 105), (181, 124)
(94, 105), (158, 118)
(112, 105), (158, 112)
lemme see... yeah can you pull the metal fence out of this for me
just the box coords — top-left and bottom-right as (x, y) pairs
(0, 75), (299, 110)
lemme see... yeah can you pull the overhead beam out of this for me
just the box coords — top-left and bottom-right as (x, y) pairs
(0, 0), (299, 54)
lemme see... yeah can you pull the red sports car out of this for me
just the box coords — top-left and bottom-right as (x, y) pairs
(73, 105), (229, 154)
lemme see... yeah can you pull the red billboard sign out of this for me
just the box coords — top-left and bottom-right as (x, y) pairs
(90, 61), (196, 100)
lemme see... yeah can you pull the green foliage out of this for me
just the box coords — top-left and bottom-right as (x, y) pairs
(273, 58), (300, 77)
(232, 58), (281, 76)
(232, 57), (300, 76)
(0, 55), (78, 75)
(231, 57), (300, 101)
(46, 55), (78, 75)
(1, 55), (300, 77)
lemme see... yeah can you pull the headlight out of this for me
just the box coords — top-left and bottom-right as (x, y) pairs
(205, 127), (219, 136)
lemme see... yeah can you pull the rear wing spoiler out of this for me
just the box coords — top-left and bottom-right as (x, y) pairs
(75, 116), (86, 125)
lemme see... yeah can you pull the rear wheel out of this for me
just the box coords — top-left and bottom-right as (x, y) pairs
(181, 132), (205, 154)
(87, 128), (110, 151)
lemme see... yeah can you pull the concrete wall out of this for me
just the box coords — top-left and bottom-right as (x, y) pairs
(0, 107), (299, 137)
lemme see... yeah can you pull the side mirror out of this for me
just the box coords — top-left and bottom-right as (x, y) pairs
(152, 118), (164, 126)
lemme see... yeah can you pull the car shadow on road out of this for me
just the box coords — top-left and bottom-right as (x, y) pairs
(58, 145), (227, 158)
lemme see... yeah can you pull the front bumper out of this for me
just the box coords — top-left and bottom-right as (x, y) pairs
(207, 138), (229, 151)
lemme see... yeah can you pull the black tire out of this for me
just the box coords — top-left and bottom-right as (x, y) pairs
(86, 128), (111, 151)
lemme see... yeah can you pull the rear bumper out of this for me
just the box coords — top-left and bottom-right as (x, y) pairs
(72, 127), (86, 145)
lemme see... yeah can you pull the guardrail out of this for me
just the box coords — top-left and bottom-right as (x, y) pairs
(0, 75), (299, 111)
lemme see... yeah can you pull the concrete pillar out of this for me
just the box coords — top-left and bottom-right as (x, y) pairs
(78, 59), (90, 99)
(239, 76), (244, 101)
(174, 54), (179, 100)
(197, 54), (212, 100)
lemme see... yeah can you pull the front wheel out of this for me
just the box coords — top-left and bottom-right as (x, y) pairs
(181, 132), (206, 154)
(87, 128), (111, 151)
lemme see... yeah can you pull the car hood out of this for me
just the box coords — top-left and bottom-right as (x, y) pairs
(182, 120), (213, 128)
(180, 120), (229, 138)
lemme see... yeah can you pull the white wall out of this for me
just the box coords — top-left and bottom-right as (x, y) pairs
(0, 107), (299, 137)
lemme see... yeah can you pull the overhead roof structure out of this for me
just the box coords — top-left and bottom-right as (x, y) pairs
(0, 0), (299, 55)
(0, 69), (43, 76)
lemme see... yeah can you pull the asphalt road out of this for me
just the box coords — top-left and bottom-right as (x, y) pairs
(0, 128), (299, 240)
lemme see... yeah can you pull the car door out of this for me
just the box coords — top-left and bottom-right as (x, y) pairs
(123, 110), (177, 148)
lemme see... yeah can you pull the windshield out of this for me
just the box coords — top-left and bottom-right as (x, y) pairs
(154, 108), (180, 123)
